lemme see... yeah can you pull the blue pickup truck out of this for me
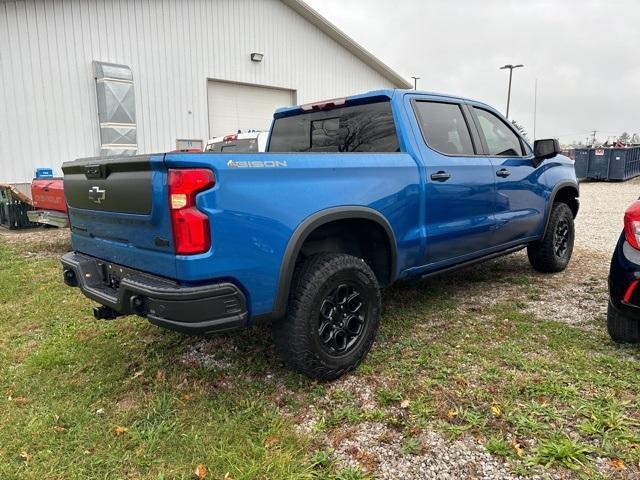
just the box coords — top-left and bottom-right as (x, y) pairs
(61, 89), (579, 380)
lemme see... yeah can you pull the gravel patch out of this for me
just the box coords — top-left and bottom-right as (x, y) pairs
(294, 376), (559, 479)
(520, 248), (609, 328)
(574, 177), (640, 255)
(179, 338), (235, 370)
(330, 422), (539, 480)
(397, 246), (609, 332)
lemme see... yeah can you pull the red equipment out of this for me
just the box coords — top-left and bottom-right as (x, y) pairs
(28, 178), (69, 228)
(31, 179), (67, 213)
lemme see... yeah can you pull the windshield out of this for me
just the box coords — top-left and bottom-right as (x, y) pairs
(268, 100), (399, 153)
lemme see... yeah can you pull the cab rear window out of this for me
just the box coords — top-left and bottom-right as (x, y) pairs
(268, 101), (399, 153)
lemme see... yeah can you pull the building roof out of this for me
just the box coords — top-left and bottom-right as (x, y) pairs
(282, 0), (412, 89)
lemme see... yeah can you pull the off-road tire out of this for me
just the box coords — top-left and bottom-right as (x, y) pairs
(273, 253), (381, 381)
(607, 300), (640, 343)
(527, 202), (574, 273)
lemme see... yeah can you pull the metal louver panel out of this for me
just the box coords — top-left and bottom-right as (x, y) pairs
(93, 61), (137, 156)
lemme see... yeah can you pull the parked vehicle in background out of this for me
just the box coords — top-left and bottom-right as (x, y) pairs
(60, 89), (579, 380)
(608, 200), (640, 342)
(170, 149), (202, 153)
(27, 178), (69, 228)
(204, 131), (269, 153)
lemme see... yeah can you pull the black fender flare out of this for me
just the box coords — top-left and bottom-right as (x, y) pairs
(541, 181), (579, 238)
(268, 206), (398, 320)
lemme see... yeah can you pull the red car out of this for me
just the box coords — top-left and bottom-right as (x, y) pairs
(608, 200), (640, 342)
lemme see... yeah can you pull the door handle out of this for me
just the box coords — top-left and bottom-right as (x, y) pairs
(496, 168), (511, 178)
(430, 171), (451, 181)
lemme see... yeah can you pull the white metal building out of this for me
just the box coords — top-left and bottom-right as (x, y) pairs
(0, 0), (410, 188)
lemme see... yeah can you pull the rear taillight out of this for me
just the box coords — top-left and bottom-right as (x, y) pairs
(168, 169), (215, 255)
(624, 201), (640, 250)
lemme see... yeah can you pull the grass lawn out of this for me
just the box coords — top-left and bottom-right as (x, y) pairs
(1, 234), (640, 479)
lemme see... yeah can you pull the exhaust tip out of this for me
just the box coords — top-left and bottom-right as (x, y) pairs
(63, 269), (78, 287)
(130, 295), (146, 315)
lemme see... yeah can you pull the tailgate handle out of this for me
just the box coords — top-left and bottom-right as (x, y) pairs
(84, 164), (107, 179)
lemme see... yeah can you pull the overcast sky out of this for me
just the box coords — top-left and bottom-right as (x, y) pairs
(305, 0), (640, 144)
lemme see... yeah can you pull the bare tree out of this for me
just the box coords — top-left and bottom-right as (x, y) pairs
(511, 119), (530, 142)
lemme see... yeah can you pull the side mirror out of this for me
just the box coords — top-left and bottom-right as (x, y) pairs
(533, 138), (560, 166)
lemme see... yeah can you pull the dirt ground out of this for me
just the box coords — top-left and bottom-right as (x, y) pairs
(0, 226), (71, 257)
(575, 177), (640, 255)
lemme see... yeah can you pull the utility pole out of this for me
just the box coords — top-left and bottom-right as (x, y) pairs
(500, 64), (524, 118)
(533, 78), (538, 140)
(411, 76), (420, 90)
(591, 130), (598, 146)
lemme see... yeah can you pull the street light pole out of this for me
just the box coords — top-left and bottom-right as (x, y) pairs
(411, 76), (420, 90)
(499, 64), (524, 118)
(533, 78), (538, 140)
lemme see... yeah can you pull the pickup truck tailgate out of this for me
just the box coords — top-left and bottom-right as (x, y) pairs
(63, 154), (177, 279)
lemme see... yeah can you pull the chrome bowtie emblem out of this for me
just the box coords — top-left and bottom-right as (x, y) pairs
(88, 186), (106, 204)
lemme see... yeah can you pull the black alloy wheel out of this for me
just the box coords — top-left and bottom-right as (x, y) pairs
(318, 283), (367, 355)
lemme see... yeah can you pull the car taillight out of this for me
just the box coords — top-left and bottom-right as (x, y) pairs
(624, 201), (640, 250)
(168, 168), (215, 255)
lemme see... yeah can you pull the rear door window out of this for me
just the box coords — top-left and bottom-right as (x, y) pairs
(413, 101), (475, 155)
(268, 101), (399, 152)
(473, 107), (524, 156)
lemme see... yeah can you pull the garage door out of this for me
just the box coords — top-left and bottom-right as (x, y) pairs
(207, 81), (295, 138)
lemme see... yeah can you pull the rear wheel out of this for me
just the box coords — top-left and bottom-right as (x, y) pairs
(607, 300), (640, 343)
(527, 202), (574, 273)
(273, 253), (381, 381)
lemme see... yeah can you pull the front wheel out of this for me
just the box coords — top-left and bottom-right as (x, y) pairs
(273, 253), (381, 381)
(607, 300), (640, 343)
(527, 202), (575, 273)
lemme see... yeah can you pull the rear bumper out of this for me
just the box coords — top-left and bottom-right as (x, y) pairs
(60, 251), (248, 334)
(27, 209), (69, 228)
(609, 233), (640, 320)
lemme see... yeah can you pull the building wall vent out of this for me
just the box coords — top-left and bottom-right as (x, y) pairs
(93, 61), (137, 156)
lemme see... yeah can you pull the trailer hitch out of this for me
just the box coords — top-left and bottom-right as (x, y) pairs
(93, 305), (121, 321)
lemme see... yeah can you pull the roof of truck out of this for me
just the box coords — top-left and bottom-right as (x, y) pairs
(273, 89), (490, 118)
